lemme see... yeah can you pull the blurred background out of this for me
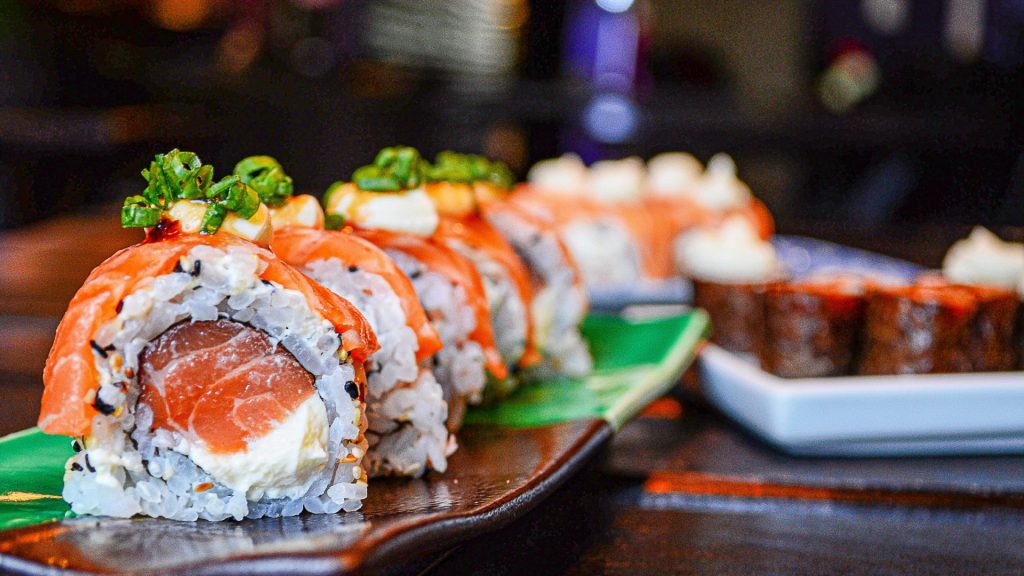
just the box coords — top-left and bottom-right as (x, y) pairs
(0, 0), (1022, 244)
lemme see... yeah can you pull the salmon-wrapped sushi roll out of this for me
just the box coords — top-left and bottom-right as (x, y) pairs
(238, 156), (453, 477)
(517, 154), (649, 288)
(39, 150), (378, 521)
(335, 147), (535, 399)
(322, 150), (507, 428)
(645, 152), (774, 257)
(426, 151), (591, 380)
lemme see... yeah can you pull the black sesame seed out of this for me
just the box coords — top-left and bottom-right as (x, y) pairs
(89, 340), (108, 358)
(84, 453), (96, 473)
(92, 395), (116, 416)
(344, 381), (359, 399)
(261, 279), (273, 286)
(71, 462), (83, 472)
(72, 440), (82, 453)
(347, 265), (359, 273)
(191, 260), (202, 277)
(103, 343), (116, 352)
(410, 270), (422, 279)
(173, 260), (185, 273)
(115, 300), (124, 313)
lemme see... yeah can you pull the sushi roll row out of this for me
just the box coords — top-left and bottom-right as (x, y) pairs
(38, 147), (593, 522)
(675, 219), (1024, 377)
(516, 152), (773, 291)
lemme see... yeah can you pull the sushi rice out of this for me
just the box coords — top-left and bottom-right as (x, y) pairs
(386, 249), (487, 429)
(62, 244), (367, 521)
(561, 219), (642, 288)
(302, 257), (453, 477)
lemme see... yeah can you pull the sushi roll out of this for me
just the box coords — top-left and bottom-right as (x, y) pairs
(358, 229), (507, 425)
(966, 284), (1020, 372)
(38, 150), (378, 520)
(676, 216), (785, 358)
(760, 276), (867, 377)
(918, 273), (1020, 373)
(322, 149), (507, 429)
(645, 152), (774, 271)
(341, 147), (538, 400)
(427, 151), (592, 379)
(422, 153), (557, 390)
(941, 228), (1024, 371)
(235, 156), (453, 478)
(518, 154), (646, 288)
(858, 283), (977, 375)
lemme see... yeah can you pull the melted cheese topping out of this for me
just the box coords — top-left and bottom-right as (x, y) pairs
(425, 182), (477, 218)
(167, 200), (273, 246)
(326, 183), (439, 236)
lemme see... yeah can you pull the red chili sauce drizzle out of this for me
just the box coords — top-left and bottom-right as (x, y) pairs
(144, 218), (182, 243)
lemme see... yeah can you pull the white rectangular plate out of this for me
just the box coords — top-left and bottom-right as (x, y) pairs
(697, 236), (1024, 457)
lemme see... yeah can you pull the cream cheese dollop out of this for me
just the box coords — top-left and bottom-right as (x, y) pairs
(676, 215), (782, 283)
(588, 157), (646, 203)
(326, 184), (439, 237)
(182, 394), (329, 501)
(526, 153), (589, 197)
(646, 152), (703, 198)
(943, 227), (1024, 291)
(692, 153), (752, 211)
(167, 200), (273, 246)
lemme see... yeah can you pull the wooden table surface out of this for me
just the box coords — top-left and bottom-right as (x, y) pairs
(3, 212), (1024, 575)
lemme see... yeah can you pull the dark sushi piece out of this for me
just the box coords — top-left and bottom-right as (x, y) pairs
(760, 277), (867, 378)
(677, 216), (785, 359)
(692, 279), (778, 357)
(858, 283), (977, 375)
(965, 284), (1020, 372)
(917, 273), (1020, 372)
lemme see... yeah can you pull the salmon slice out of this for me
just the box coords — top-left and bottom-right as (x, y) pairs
(273, 227), (443, 363)
(39, 230), (377, 438)
(138, 320), (316, 454)
(354, 228), (508, 381)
